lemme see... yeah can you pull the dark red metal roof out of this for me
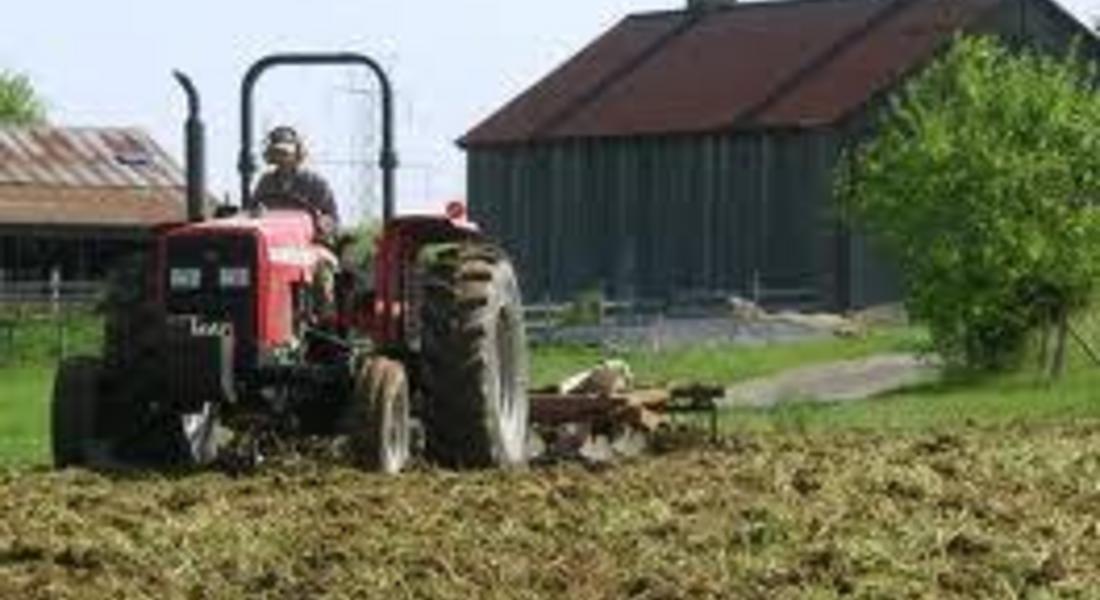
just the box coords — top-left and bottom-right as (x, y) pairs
(461, 14), (688, 146)
(756, 0), (1001, 126)
(461, 0), (1006, 146)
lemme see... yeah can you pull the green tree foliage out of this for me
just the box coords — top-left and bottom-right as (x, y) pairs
(338, 219), (381, 266)
(0, 70), (45, 125)
(839, 36), (1100, 371)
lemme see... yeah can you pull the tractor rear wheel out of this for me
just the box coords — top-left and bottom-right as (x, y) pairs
(51, 356), (103, 468)
(421, 243), (529, 468)
(346, 357), (411, 473)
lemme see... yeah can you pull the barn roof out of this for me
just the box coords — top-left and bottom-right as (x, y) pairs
(461, 0), (1054, 146)
(0, 127), (185, 227)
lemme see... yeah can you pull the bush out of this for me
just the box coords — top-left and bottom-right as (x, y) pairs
(839, 36), (1100, 371)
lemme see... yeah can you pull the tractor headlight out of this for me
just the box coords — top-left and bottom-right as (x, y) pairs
(219, 267), (250, 289)
(169, 268), (202, 291)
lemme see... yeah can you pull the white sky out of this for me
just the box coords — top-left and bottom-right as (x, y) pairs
(1, 0), (1098, 222)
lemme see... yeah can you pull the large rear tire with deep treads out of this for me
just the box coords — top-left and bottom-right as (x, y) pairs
(51, 356), (103, 468)
(420, 243), (529, 469)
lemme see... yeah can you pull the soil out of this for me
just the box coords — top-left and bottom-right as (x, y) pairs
(724, 353), (941, 407)
(2, 421), (1099, 598)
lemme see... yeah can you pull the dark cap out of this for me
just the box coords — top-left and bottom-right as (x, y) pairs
(266, 126), (301, 155)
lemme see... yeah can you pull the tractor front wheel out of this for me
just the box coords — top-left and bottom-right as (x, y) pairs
(346, 357), (412, 473)
(51, 356), (103, 468)
(421, 243), (529, 469)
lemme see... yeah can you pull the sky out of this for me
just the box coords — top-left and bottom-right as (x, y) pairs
(2, 0), (1098, 223)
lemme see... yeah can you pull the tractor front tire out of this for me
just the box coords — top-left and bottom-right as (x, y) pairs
(346, 357), (411, 474)
(51, 356), (103, 468)
(421, 243), (529, 469)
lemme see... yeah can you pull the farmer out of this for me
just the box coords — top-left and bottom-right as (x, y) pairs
(253, 125), (339, 240)
(254, 125), (340, 312)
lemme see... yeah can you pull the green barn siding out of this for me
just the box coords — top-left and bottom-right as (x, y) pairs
(469, 130), (847, 307)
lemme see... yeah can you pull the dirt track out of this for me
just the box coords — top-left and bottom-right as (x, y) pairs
(724, 353), (941, 407)
(2, 422), (1100, 598)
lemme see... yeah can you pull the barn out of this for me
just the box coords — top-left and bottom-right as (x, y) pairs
(0, 127), (185, 283)
(461, 0), (1100, 310)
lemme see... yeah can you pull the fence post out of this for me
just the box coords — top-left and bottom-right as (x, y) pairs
(51, 266), (66, 358)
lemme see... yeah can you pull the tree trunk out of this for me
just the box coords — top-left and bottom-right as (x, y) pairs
(1037, 320), (1050, 372)
(1050, 309), (1069, 380)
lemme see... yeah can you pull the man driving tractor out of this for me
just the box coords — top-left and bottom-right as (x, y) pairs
(254, 125), (340, 309)
(253, 125), (339, 240)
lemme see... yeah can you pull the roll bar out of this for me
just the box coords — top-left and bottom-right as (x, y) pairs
(237, 52), (399, 223)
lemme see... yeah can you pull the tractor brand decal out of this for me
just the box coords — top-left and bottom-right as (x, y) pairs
(269, 246), (338, 269)
(192, 320), (234, 338)
(269, 247), (318, 268)
(169, 315), (234, 338)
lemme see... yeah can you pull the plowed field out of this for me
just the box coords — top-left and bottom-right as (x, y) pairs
(2, 423), (1099, 599)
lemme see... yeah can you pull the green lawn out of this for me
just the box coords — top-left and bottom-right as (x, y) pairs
(0, 362), (53, 465)
(722, 366), (1100, 434)
(0, 309), (100, 466)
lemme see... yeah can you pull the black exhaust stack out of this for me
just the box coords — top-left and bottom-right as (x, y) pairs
(174, 71), (206, 223)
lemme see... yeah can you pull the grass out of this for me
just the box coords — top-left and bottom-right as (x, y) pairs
(529, 327), (926, 389)
(719, 310), (1100, 434)
(0, 363), (53, 465)
(723, 367), (1100, 435)
(2, 311), (1097, 467)
(0, 307), (102, 365)
(0, 309), (101, 466)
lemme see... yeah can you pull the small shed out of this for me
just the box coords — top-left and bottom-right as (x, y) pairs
(461, 0), (1100, 309)
(0, 127), (185, 282)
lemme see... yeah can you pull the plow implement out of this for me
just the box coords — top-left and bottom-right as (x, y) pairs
(528, 366), (724, 463)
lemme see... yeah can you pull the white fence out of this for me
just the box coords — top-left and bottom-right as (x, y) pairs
(0, 279), (104, 308)
(0, 275), (105, 362)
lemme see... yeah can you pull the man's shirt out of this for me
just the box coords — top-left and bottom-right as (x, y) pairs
(253, 168), (339, 227)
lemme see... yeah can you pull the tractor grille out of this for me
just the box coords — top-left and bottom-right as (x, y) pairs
(164, 234), (258, 368)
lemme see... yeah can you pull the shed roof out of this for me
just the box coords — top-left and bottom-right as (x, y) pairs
(461, 0), (1024, 146)
(0, 127), (185, 227)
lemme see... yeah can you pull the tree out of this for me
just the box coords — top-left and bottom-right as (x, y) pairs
(838, 36), (1100, 373)
(0, 70), (45, 125)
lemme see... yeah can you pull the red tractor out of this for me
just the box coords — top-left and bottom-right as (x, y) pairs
(51, 53), (529, 472)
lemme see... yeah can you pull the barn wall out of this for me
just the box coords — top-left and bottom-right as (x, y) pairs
(469, 129), (839, 307)
(0, 227), (149, 282)
(996, 0), (1100, 59)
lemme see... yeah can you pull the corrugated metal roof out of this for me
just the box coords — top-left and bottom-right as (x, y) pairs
(461, 0), (1005, 145)
(755, 0), (1000, 126)
(463, 14), (690, 146)
(0, 127), (185, 226)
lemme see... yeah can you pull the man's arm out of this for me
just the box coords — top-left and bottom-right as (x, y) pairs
(306, 171), (339, 227)
(302, 170), (339, 239)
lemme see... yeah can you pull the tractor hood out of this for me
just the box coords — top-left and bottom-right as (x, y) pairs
(169, 209), (316, 247)
(161, 209), (338, 361)
(165, 209), (337, 271)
